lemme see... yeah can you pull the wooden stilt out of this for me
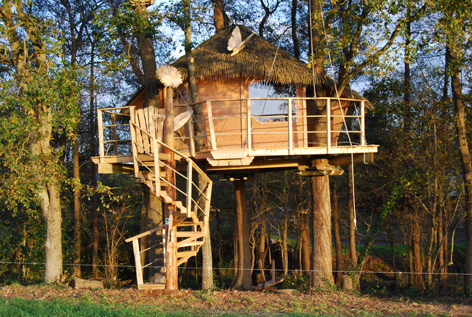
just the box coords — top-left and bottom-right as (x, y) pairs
(163, 86), (178, 290)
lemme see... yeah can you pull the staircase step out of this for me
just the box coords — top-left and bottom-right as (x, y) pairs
(159, 191), (173, 204)
(177, 250), (197, 259)
(175, 221), (203, 227)
(175, 231), (204, 237)
(174, 201), (187, 214)
(177, 240), (204, 248)
(137, 282), (166, 290)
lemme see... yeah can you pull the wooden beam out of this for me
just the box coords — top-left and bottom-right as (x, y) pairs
(125, 225), (165, 243)
(328, 152), (375, 166)
(97, 163), (134, 174)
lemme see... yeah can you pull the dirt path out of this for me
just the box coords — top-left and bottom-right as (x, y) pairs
(1, 284), (471, 315)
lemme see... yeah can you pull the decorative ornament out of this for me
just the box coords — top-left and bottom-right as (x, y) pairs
(227, 25), (255, 56)
(156, 65), (183, 88)
(227, 26), (242, 51)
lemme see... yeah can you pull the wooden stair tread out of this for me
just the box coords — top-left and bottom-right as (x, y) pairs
(137, 282), (166, 290)
(175, 231), (204, 237)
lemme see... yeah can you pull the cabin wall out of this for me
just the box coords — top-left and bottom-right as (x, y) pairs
(185, 78), (309, 152)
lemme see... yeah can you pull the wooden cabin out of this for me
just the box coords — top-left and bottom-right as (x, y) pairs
(92, 25), (378, 290)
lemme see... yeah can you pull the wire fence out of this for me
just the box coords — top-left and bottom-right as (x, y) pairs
(1, 261), (470, 277)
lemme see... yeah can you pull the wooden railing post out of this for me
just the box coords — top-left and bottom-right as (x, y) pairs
(288, 98), (293, 155)
(326, 98), (331, 149)
(111, 113), (118, 155)
(360, 101), (365, 146)
(153, 138), (160, 193)
(132, 239), (144, 288)
(98, 109), (104, 163)
(186, 159), (193, 217)
(129, 106), (139, 178)
(205, 101), (217, 151)
(247, 98), (252, 154)
(188, 115), (196, 157)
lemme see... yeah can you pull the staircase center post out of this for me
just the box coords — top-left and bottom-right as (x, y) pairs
(163, 86), (178, 290)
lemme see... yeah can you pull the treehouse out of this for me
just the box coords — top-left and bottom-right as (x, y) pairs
(92, 25), (378, 290)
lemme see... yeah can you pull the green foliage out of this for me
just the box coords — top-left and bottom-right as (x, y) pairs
(284, 272), (310, 292)
(93, 2), (163, 74)
(0, 65), (82, 214)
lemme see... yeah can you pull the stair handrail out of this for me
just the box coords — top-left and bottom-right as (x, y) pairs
(129, 112), (212, 218)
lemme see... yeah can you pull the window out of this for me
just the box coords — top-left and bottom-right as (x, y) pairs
(249, 82), (297, 123)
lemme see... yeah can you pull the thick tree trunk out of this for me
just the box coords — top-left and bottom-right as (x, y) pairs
(141, 184), (164, 282)
(211, 0), (229, 31)
(202, 204), (213, 289)
(311, 159), (334, 287)
(234, 179), (252, 290)
(42, 184), (63, 283)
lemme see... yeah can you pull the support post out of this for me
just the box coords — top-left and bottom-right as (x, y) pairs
(202, 181), (213, 289)
(360, 101), (365, 146)
(132, 239), (144, 288)
(163, 86), (178, 290)
(233, 179), (252, 290)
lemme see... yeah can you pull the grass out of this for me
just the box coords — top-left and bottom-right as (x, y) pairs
(0, 297), (190, 316)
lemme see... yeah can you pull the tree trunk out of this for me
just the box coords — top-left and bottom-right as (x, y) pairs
(282, 209), (289, 276)
(234, 179), (252, 290)
(141, 184), (164, 282)
(42, 184), (63, 283)
(311, 159), (334, 287)
(412, 209), (424, 290)
(300, 209), (311, 274)
(92, 191), (99, 278)
(211, 0), (229, 31)
(73, 139), (81, 277)
(348, 165), (358, 288)
(202, 204), (213, 289)
(332, 180), (343, 287)
(291, 0), (300, 59)
(258, 203), (267, 281)
(451, 61), (472, 292)
(386, 214), (400, 291)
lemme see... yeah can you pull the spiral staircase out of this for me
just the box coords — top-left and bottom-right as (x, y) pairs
(123, 106), (213, 290)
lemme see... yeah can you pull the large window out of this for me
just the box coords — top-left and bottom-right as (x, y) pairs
(249, 82), (297, 123)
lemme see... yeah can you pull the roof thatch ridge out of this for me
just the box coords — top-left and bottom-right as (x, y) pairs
(173, 25), (326, 86)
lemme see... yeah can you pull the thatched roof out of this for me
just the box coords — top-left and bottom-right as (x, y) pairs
(173, 25), (325, 86)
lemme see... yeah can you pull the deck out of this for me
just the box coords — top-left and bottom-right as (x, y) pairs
(92, 97), (378, 174)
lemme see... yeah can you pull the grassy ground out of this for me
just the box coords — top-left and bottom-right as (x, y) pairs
(1, 283), (471, 316)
